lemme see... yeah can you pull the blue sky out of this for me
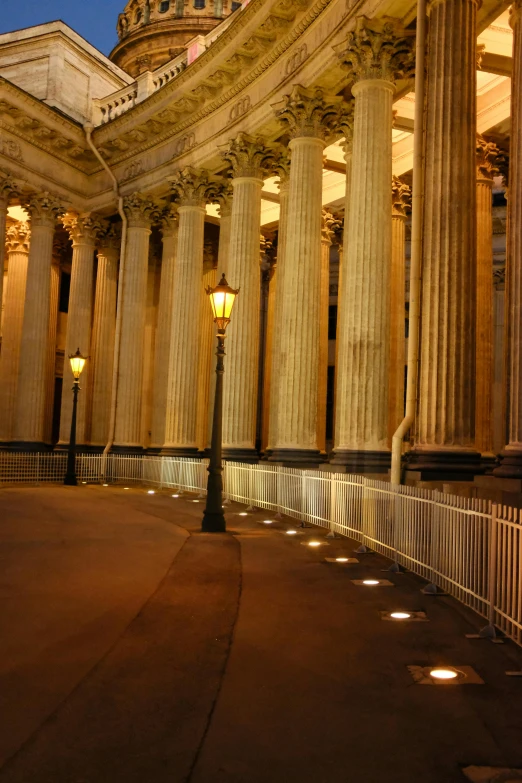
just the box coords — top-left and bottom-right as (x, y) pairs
(1, 0), (124, 56)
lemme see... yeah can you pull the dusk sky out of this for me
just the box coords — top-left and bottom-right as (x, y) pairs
(1, 1), (125, 56)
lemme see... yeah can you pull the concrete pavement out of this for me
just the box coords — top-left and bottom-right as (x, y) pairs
(0, 484), (521, 782)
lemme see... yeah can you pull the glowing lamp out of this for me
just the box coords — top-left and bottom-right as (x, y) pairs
(69, 348), (87, 380)
(207, 274), (239, 331)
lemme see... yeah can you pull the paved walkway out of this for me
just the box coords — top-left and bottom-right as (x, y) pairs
(0, 485), (521, 783)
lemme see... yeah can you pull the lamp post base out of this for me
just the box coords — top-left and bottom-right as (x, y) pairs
(201, 510), (226, 533)
(64, 473), (78, 487)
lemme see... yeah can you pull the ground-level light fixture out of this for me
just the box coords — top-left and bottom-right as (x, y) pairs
(308, 541), (322, 547)
(363, 579), (380, 585)
(336, 557), (349, 563)
(263, 520), (273, 524)
(147, 490), (155, 495)
(201, 274), (239, 533)
(239, 512), (248, 516)
(390, 612), (412, 620)
(64, 348), (88, 487)
(172, 494), (179, 498)
(429, 667), (459, 681)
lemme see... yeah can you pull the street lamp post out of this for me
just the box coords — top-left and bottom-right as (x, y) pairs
(64, 348), (87, 487)
(202, 274), (239, 533)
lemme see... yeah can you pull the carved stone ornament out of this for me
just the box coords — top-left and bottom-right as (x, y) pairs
(220, 133), (281, 178)
(62, 212), (105, 246)
(321, 209), (342, 243)
(123, 192), (159, 228)
(0, 171), (19, 207)
(392, 175), (411, 218)
(23, 192), (65, 229)
(98, 224), (122, 255)
(493, 266), (506, 289)
(214, 178), (234, 218)
(476, 134), (501, 181)
(6, 221), (30, 253)
(273, 85), (346, 142)
(274, 150), (291, 190)
(159, 204), (179, 237)
(170, 167), (219, 207)
(336, 16), (415, 84)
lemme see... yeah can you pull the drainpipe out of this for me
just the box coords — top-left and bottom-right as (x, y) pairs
(83, 124), (128, 474)
(390, 0), (427, 485)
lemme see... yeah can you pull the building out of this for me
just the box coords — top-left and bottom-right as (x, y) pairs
(0, 0), (518, 492)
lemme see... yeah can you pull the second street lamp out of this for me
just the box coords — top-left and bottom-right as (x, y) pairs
(202, 274), (239, 533)
(64, 348), (87, 487)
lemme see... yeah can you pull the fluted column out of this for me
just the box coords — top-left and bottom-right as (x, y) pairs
(388, 176), (411, 443)
(474, 136), (500, 462)
(409, 0), (479, 478)
(318, 210), (339, 453)
(43, 248), (61, 445)
(0, 176), (17, 332)
(221, 134), (276, 461)
(59, 213), (102, 447)
(495, 1), (522, 476)
(140, 248), (161, 449)
(196, 254), (218, 451)
(150, 208), (177, 451)
(333, 19), (414, 471)
(163, 168), (213, 455)
(113, 193), (156, 452)
(0, 222), (30, 443)
(90, 227), (119, 447)
(13, 194), (63, 448)
(268, 87), (345, 463)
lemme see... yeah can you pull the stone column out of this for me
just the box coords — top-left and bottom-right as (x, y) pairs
(163, 168), (213, 456)
(58, 213), (102, 447)
(495, 1), (522, 476)
(113, 193), (156, 452)
(43, 245), (62, 445)
(13, 194), (63, 449)
(388, 176), (411, 443)
(216, 183), (233, 276)
(266, 157), (291, 454)
(0, 175), (17, 330)
(333, 20), (414, 471)
(220, 134), (275, 461)
(0, 222), (30, 443)
(196, 250), (218, 452)
(493, 267), (506, 455)
(149, 207), (177, 451)
(90, 227), (119, 448)
(140, 246), (161, 449)
(268, 87), (344, 463)
(408, 0), (479, 478)
(318, 210), (338, 454)
(474, 136), (500, 462)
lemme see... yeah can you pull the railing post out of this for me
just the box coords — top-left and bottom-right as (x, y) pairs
(36, 453), (40, 486)
(479, 502), (499, 639)
(326, 472), (339, 538)
(159, 458), (165, 490)
(388, 485), (404, 572)
(355, 478), (370, 553)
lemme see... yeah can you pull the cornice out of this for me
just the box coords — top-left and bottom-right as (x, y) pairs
(92, 0), (333, 166)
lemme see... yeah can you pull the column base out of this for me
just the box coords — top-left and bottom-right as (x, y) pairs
(329, 449), (390, 473)
(146, 446), (164, 456)
(480, 453), (498, 475)
(406, 449), (483, 481)
(8, 441), (53, 453)
(268, 448), (326, 466)
(222, 447), (258, 463)
(493, 449), (522, 478)
(110, 445), (145, 456)
(160, 447), (201, 458)
(54, 443), (104, 454)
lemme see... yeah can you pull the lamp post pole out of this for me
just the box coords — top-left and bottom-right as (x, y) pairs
(64, 348), (87, 487)
(64, 379), (80, 486)
(202, 329), (227, 532)
(201, 273), (238, 533)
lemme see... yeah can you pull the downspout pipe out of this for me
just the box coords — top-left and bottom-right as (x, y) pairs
(390, 0), (427, 485)
(83, 123), (128, 473)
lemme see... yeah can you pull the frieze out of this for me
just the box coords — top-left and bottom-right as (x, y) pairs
(283, 43), (308, 77)
(229, 96), (252, 122)
(172, 132), (196, 157)
(122, 159), (146, 181)
(0, 133), (23, 162)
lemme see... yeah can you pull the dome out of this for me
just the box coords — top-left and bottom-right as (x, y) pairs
(110, 0), (238, 77)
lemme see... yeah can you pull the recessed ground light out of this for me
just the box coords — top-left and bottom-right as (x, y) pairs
(147, 490), (155, 495)
(103, 483), (108, 487)
(172, 494), (179, 498)
(352, 579), (394, 586)
(82, 481), (87, 484)
(263, 520), (273, 524)
(390, 612), (412, 620)
(286, 529), (297, 535)
(336, 557), (349, 563)
(124, 487), (129, 490)
(325, 556), (359, 564)
(363, 579), (380, 585)
(239, 512), (248, 516)
(381, 610), (428, 622)
(309, 541), (322, 547)
(429, 667), (459, 681)
(192, 500), (200, 503)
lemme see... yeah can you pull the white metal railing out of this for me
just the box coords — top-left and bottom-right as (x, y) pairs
(0, 453), (520, 647)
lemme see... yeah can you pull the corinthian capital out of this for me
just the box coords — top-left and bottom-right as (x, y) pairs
(170, 167), (217, 207)
(62, 212), (105, 246)
(214, 178), (234, 218)
(6, 221), (30, 253)
(476, 135), (501, 181)
(23, 192), (65, 229)
(273, 86), (345, 142)
(337, 16), (415, 84)
(98, 224), (121, 256)
(274, 150), (291, 192)
(321, 209), (342, 244)
(159, 204), (178, 237)
(392, 176), (411, 218)
(220, 133), (279, 178)
(0, 172), (19, 208)
(123, 192), (159, 228)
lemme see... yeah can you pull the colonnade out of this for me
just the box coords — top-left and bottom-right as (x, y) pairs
(0, 5), (520, 481)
